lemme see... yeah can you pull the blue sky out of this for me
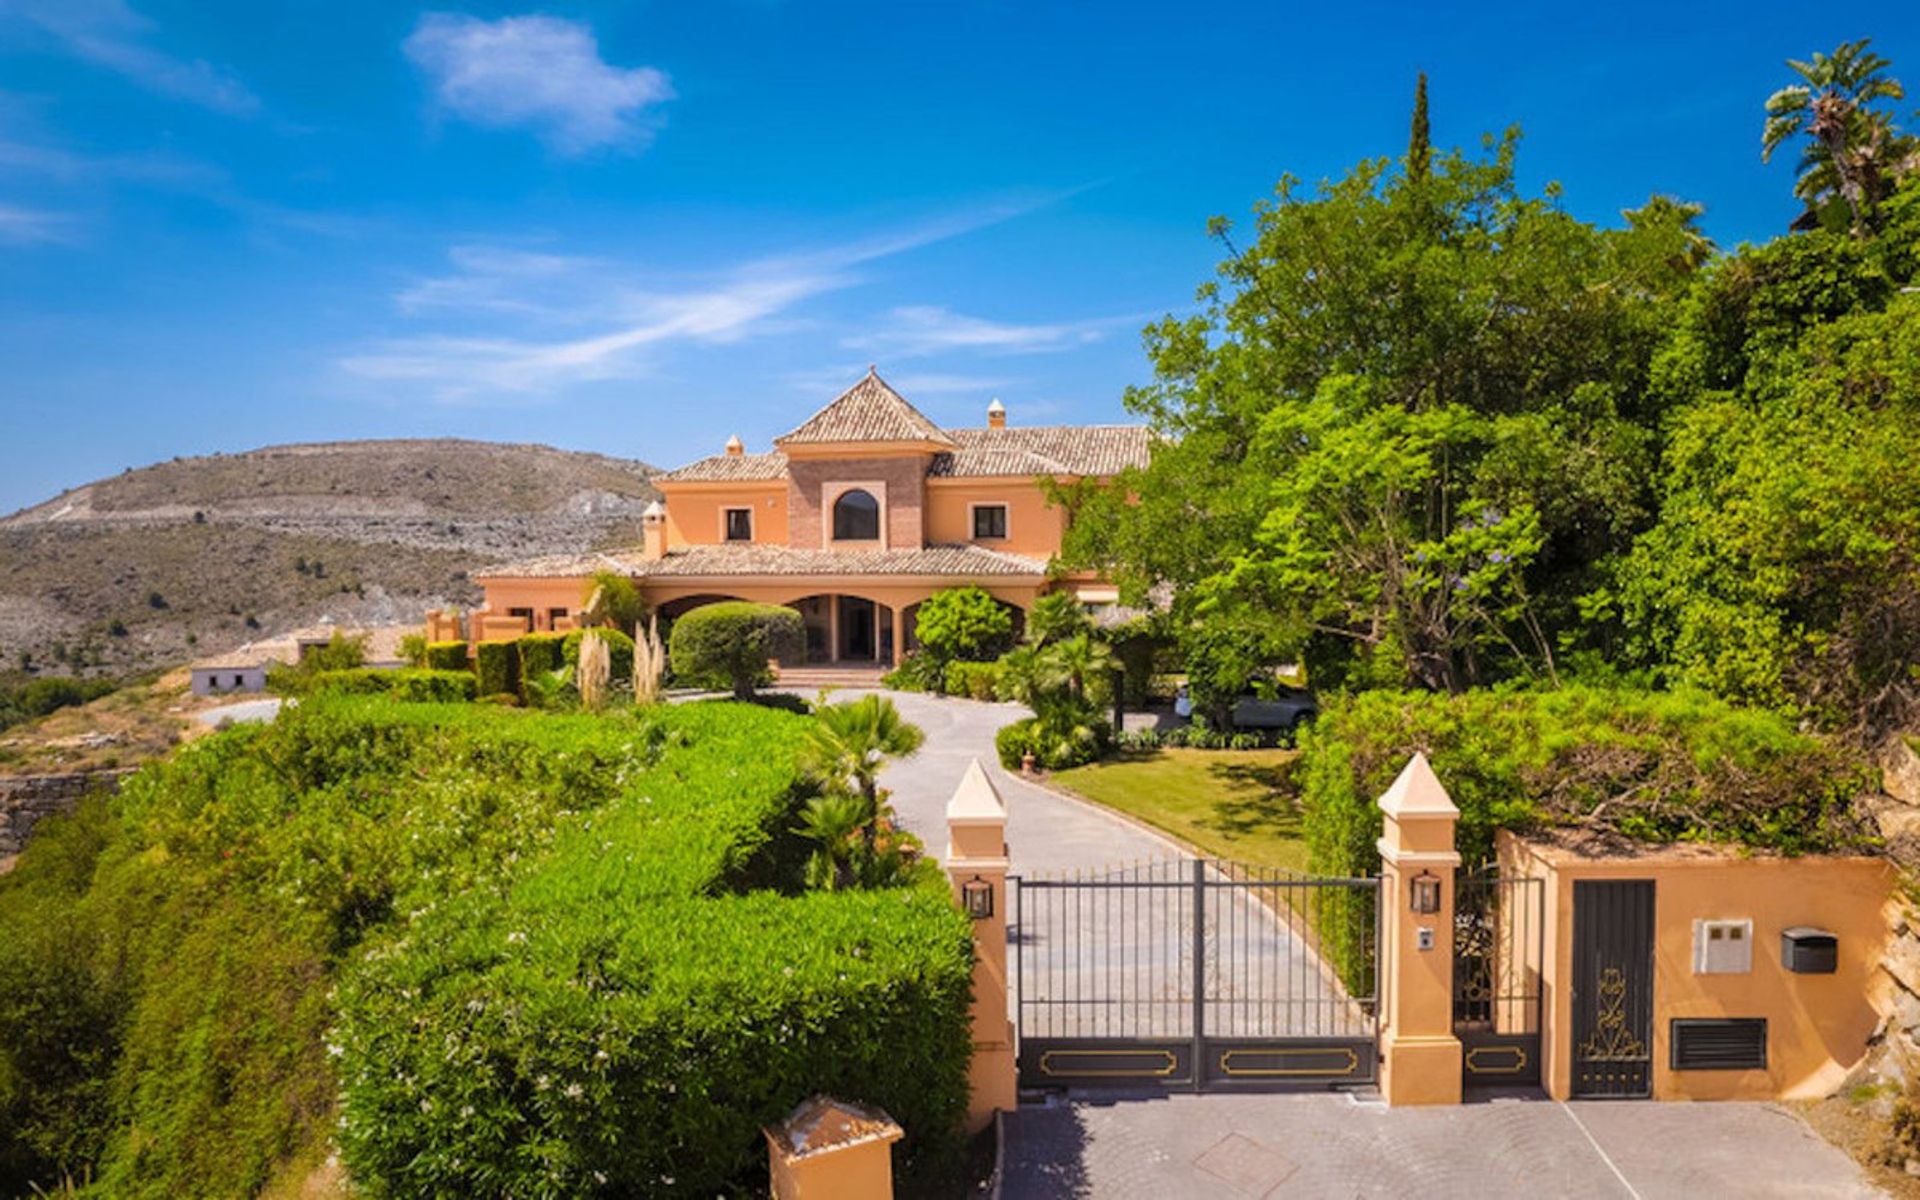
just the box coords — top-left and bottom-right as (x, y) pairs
(0, 1), (1916, 512)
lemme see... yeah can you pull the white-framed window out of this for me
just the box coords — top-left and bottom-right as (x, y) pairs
(724, 507), (753, 542)
(971, 502), (1009, 541)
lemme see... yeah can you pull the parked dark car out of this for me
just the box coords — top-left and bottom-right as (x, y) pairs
(1173, 684), (1319, 733)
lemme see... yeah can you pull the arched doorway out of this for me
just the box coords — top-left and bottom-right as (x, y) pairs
(789, 594), (901, 666)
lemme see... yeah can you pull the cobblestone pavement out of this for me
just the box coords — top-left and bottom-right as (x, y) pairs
(999, 1090), (1881, 1199)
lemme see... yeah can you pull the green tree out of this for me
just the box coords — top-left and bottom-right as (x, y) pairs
(1057, 128), (1676, 692)
(583, 571), (647, 635)
(803, 695), (926, 828)
(913, 586), (1014, 663)
(1407, 72), (1431, 183)
(1763, 39), (1913, 236)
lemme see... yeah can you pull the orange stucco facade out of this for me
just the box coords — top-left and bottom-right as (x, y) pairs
(444, 372), (1151, 661)
(1501, 831), (1892, 1101)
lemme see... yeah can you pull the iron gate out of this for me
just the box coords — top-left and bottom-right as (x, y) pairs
(1571, 879), (1656, 1098)
(1011, 859), (1379, 1091)
(1454, 868), (1544, 1087)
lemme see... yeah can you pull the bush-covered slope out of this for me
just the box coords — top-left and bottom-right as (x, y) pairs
(0, 698), (972, 1199)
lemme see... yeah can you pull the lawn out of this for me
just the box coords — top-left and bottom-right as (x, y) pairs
(1050, 747), (1307, 872)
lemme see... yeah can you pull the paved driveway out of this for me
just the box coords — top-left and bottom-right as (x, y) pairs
(837, 690), (1879, 1198)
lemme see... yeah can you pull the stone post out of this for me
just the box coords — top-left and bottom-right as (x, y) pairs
(1375, 752), (1463, 1106)
(946, 758), (1018, 1132)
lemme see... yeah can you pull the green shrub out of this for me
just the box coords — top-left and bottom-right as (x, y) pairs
(996, 717), (1039, 769)
(474, 640), (519, 699)
(515, 632), (567, 681)
(390, 670), (477, 703)
(424, 640), (469, 672)
(994, 708), (1108, 771)
(668, 603), (804, 700)
(562, 626), (634, 682)
(309, 668), (396, 695)
(882, 653), (944, 693)
(914, 586), (1013, 663)
(399, 632), (429, 668)
(1297, 686), (1878, 992)
(0, 698), (973, 1198)
(944, 659), (1004, 701)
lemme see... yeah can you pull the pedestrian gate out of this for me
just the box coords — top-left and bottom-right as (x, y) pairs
(1011, 860), (1379, 1091)
(1454, 868), (1544, 1087)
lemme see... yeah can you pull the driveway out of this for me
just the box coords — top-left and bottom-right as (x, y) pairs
(846, 689), (1880, 1199)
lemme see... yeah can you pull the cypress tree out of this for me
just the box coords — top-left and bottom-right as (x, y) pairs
(1408, 71), (1431, 182)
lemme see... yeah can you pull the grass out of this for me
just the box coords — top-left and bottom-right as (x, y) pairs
(1050, 747), (1307, 871)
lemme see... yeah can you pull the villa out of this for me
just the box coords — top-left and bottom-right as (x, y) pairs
(430, 368), (1152, 667)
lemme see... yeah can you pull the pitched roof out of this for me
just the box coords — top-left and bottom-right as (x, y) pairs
(930, 425), (1153, 478)
(656, 451), (788, 483)
(475, 542), (1048, 581)
(775, 368), (955, 447)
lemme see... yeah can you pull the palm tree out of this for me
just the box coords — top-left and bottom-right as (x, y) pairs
(1763, 39), (1912, 236)
(794, 794), (867, 890)
(803, 695), (926, 833)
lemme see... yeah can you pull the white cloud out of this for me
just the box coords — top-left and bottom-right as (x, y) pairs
(0, 203), (78, 244)
(2, 0), (258, 114)
(844, 305), (1118, 358)
(340, 202), (1055, 403)
(403, 13), (672, 155)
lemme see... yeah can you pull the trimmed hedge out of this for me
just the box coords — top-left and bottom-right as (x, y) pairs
(475, 640), (519, 700)
(424, 640), (469, 672)
(668, 603), (803, 699)
(1297, 686), (1878, 991)
(944, 660), (1006, 701)
(562, 627), (633, 682)
(516, 632), (567, 681)
(310, 669), (477, 703)
(0, 698), (973, 1199)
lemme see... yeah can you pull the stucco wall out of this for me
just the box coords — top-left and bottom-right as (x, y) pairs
(1501, 832), (1891, 1101)
(924, 478), (1069, 558)
(473, 579), (589, 631)
(191, 665), (268, 696)
(785, 456), (928, 549)
(661, 482), (789, 548)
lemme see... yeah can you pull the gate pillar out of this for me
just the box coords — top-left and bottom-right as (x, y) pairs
(946, 758), (1017, 1132)
(1375, 753), (1463, 1106)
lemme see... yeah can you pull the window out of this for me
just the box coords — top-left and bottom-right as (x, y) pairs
(724, 507), (753, 542)
(832, 488), (880, 540)
(972, 504), (1008, 540)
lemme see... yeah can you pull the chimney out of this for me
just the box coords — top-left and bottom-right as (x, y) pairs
(642, 500), (667, 560)
(725, 434), (744, 457)
(986, 398), (1006, 430)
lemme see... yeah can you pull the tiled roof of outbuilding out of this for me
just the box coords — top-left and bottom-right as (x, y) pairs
(475, 542), (1049, 581)
(775, 368), (955, 447)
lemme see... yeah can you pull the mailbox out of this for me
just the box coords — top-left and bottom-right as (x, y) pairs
(1781, 927), (1838, 974)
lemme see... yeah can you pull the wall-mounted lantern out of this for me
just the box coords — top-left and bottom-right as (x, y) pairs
(961, 875), (995, 921)
(1409, 870), (1442, 915)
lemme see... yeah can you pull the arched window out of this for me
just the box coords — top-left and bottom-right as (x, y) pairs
(832, 488), (880, 540)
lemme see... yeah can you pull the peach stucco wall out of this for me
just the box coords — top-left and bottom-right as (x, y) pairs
(924, 478), (1069, 558)
(472, 578), (590, 632)
(660, 481), (789, 548)
(1501, 832), (1892, 1101)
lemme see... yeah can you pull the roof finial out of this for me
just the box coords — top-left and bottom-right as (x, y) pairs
(867, 362), (877, 375)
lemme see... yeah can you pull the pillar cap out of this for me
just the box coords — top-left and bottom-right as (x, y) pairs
(1377, 751), (1457, 819)
(763, 1095), (902, 1160)
(946, 758), (1007, 826)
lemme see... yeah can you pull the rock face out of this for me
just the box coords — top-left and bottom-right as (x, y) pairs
(1858, 740), (1920, 1088)
(0, 769), (134, 862)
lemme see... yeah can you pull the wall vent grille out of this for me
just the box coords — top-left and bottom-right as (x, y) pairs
(1669, 1018), (1767, 1070)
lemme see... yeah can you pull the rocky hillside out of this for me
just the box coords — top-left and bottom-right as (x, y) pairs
(0, 440), (659, 676)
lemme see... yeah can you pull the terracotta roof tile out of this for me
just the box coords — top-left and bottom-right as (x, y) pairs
(477, 542), (1048, 580)
(656, 452), (788, 483)
(776, 368), (955, 447)
(929, 425), (1153, 478)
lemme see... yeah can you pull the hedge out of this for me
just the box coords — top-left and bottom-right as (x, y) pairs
(424, 640), (469, 672)
(944, 660), (1005, 701)
(562, 626), (633, 683)
(475, 640), (519, 700)
(1297, 685), (1877, 991)
(668, 603), (803, 699)
(993, 710), (1108, 771)
(0, 698), (973, 1198)
(309, 669), (476, 703)
(516, 632), (568, 683)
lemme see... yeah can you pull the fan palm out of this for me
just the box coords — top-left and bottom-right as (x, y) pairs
(803, 695), (926, 827)
(794, 793), (868, 891)
(1763, 39), (1912, 235)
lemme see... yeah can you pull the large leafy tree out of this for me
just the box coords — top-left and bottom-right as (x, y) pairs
(1058, 121), (1698, 693)
(1763, 38), (1914, 236)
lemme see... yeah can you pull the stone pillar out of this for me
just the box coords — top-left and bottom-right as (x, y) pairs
(889, 605), (905, 667)
(829, 595), (841, 664)
(1375, 752), (1463, 1106)
(765, 1095), (903, 1200)
(946, 758), (1017, 1132)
